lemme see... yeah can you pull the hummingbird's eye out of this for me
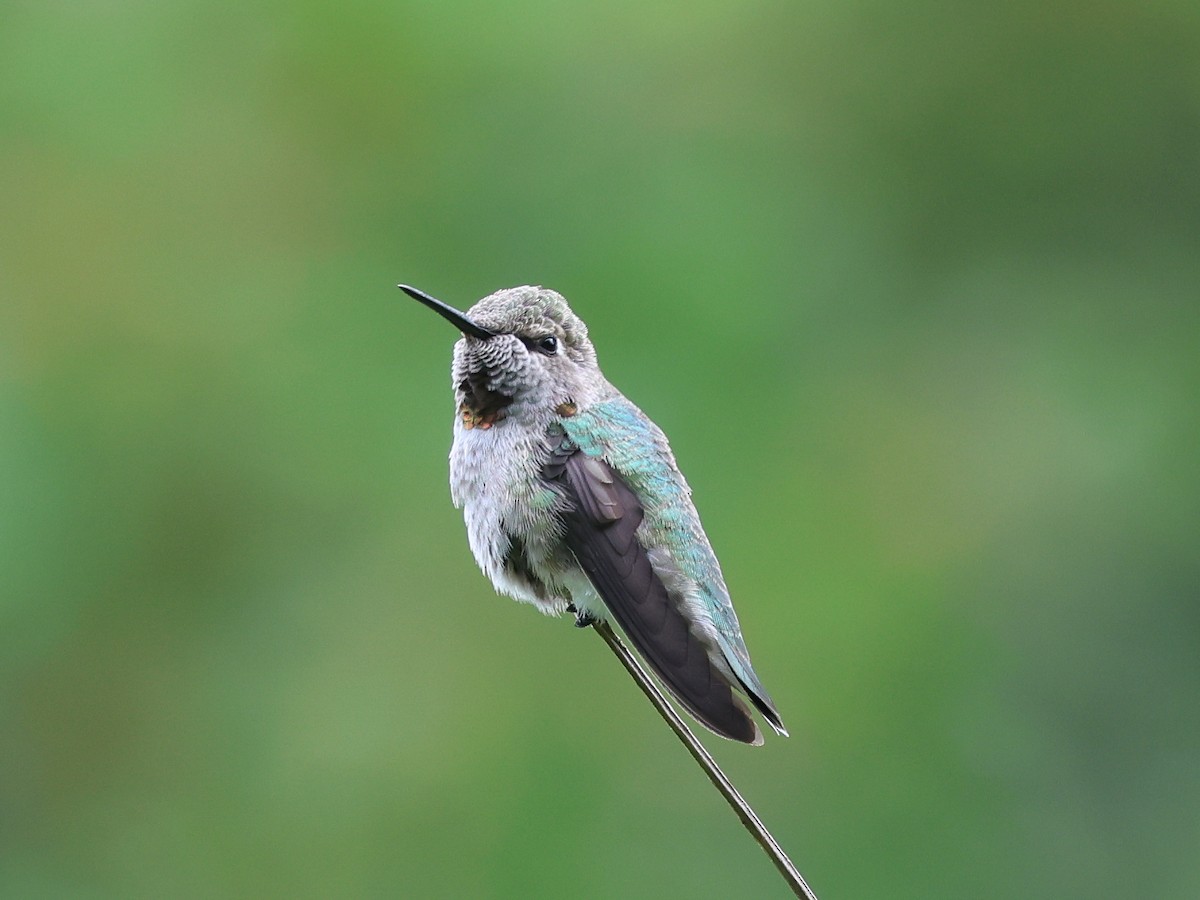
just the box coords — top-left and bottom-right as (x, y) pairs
(536, 335), (559, 355)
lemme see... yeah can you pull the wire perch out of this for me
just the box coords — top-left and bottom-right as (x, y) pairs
(591, 619), (819, 900)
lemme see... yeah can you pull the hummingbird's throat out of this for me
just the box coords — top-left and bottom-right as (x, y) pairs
(458, 373), (514, 430)
(460, 403), (505, 430)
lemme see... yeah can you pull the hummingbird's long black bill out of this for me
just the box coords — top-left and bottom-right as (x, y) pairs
(399, 284), (495, 340)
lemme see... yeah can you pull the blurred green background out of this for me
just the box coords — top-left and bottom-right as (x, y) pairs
(2, 2), (1198, 898)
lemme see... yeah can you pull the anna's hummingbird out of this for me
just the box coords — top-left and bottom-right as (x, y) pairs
(403, 284), (787, 745)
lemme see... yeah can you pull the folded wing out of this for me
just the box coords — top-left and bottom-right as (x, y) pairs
(544, 440), (761, 744)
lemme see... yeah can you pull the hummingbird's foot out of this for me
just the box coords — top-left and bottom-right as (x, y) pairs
(566, 603), (596, 629)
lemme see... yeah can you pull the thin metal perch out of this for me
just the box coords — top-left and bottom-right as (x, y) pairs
(591, 619), (819, 900)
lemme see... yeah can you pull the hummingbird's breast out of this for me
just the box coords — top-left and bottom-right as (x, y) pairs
(448, 415), (573, 614)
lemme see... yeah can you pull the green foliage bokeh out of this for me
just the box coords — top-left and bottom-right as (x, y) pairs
(2, 2), (1198, 898)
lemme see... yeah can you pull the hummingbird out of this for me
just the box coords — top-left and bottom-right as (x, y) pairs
(402, 283), (787, 745)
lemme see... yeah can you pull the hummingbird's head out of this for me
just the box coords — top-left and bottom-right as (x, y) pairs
(401, 284), (604, 429)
